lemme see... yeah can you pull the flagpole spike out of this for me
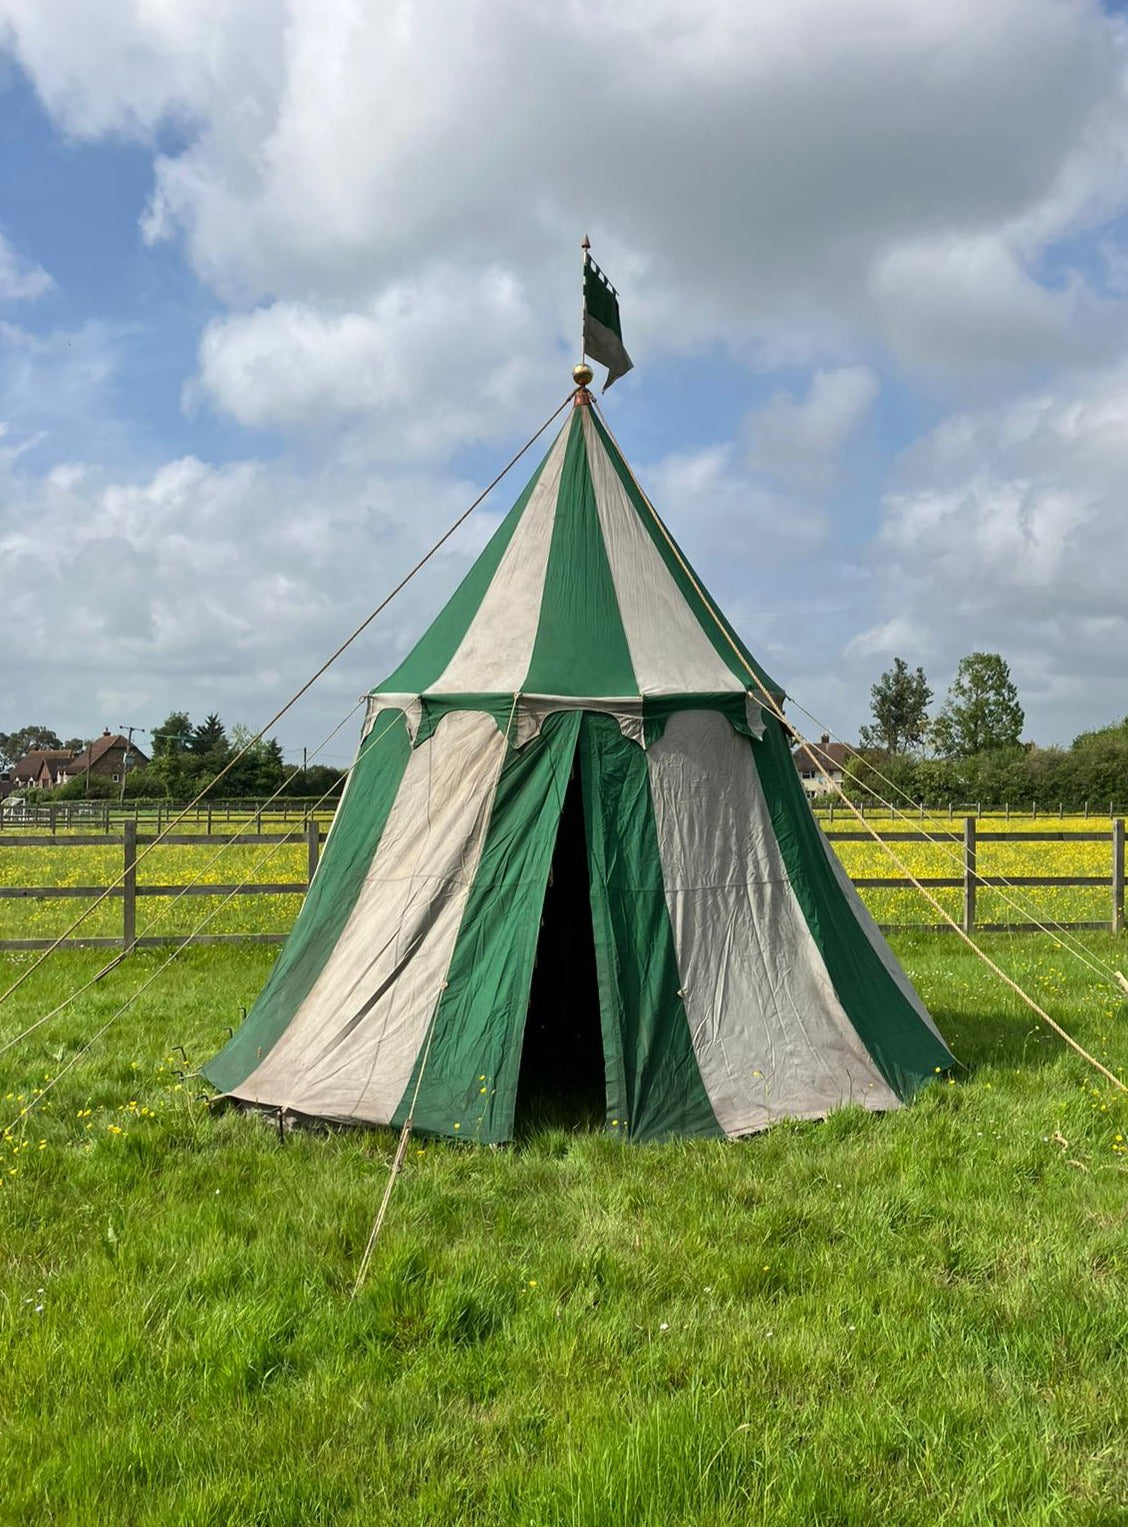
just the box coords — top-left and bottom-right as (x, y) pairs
(580, 235), (590, 369)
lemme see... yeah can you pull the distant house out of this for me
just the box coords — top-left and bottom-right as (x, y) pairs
(13, 749), (77, 790)
(62, 731), (149, 788)
(792, 733), (850, 797)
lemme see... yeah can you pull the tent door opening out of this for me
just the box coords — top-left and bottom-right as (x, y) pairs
(514, 750), (606, 1132)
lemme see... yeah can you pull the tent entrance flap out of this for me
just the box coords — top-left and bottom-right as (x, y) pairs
(515, 753), (606, 1132)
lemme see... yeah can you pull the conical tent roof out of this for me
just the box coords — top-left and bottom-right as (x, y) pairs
(205, 391), (954, 1142)
(370, 401), (780, 748)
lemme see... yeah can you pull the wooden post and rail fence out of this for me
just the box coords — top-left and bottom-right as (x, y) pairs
(0, 817), (1123, 953)
(0, 798), (336, 833)
(831, 817), (1125, 936)
(0, 821), (322, 952)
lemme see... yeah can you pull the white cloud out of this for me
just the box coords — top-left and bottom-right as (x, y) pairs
(648, 442), (826, 564)
(848, 364), (1128, 739)
(191, 265), (552, 451)
(0, 1), (281, 139)
(0, 231), (52, 301)
(4, 0), (1127, 378)
(0, 319), (130, 463)
(747, 366), (878, 488)
(0, 434), (491, 754)
(4, 0), (1128, 749)
(868, 234), (1121, 372)
(844, 615), (927, 663)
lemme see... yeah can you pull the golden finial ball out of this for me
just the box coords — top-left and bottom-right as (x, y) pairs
(572, 362), (594, 387)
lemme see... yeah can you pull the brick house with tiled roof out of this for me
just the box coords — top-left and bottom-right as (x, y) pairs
(14, 749), (78, 789)
(792, 733), (850, 797)
(62, 731), (149, 788)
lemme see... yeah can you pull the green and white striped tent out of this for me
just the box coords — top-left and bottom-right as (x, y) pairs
(205, 394), (954, 1141)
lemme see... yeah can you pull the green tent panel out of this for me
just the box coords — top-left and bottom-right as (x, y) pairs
(204, 395), (954, 1140)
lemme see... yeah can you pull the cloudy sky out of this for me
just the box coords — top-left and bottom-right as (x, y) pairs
(2, 0), (1128, 766)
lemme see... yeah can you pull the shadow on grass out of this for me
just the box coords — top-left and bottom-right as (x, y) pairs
(932, 1004), (1064, 1075)
(512, 1081), (606, 1144)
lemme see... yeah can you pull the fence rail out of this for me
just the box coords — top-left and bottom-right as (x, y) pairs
(0, 798), (336, 833)
(825, 817), (1125, 935)
(814, 801), (1128, 822)
(0, 823), (322, 952)
(0, 818), (1122, 952)
(2, 797), (1126, 832)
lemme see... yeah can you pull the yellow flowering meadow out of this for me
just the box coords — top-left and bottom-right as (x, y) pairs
(0, 810), (1120, 942)
(0, 835), (311, 941)
(823, 812), (1117, 928)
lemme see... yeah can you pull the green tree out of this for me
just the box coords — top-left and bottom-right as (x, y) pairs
(223, 726), (286, 795)
(1071, 716), (1128, 750)
(279, 763), (345, 800)
(1066, 717), (1128, 807)
(0, 725), (63, 767)
(843, 749), (923, 804)
(148, 711), (196, 798)
(858, 658), (932, 755)
(151, 712), (193, 757)
(932, 653), (1024, 758)
(121, 766), (167, 800)
(189, 713), (228, 759)
(55, 773), (114, 801)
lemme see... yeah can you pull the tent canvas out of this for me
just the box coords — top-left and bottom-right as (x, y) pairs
(204, 395), (954, 1142)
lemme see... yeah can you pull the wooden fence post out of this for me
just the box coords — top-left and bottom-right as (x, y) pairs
(307, 819), (320, 889)
(963, 816), (977, 934)
(122, 820), (137, 952)
(1114, 818), (1125, 935)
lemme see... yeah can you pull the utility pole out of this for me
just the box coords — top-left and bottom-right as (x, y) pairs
(118, 724), (146, 804)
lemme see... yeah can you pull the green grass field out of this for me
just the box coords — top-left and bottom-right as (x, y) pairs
(2, 933), (1128, 1525)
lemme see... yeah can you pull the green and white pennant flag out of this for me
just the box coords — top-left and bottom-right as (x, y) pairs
(583, 254), (633, 390)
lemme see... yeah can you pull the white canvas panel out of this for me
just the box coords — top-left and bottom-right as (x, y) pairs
(647, 711), (899, 1135)
(363, 695), (423, 742)
(239, 710), (508, 1122)
(744, 695), (767, 740)
(583, 410), (745, 697)
(428, 423), (571, 694)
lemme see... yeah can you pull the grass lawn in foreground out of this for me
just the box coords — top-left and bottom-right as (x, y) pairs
(1, 935), (1127, 1526)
